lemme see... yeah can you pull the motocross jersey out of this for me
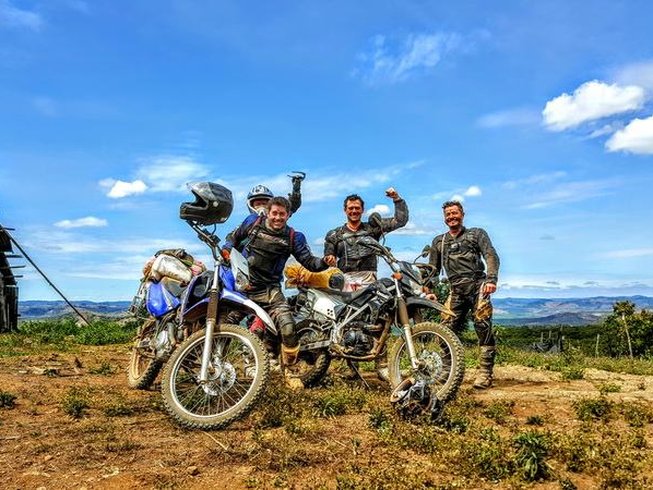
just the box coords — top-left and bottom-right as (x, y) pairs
(324, 198), (408, 273)
(429, 226), (499, 287)
(224, 214), (327, 290)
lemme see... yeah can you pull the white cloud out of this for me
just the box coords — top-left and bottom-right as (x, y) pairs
(614, 60), (653, 91)
(354, 32), (462, 84)
(503, 171), (567, 190)
(100, 179), (148, 198)
(54, 216), (108, 229)
(26, 230), (202, 255)
(599, 248), (653, 259)
(299, 161), (421, 203)
(365, 204), (390, 216)
(587, 123), (620, 139)
(391, 222), (433, 236)
(476, 108), (540, 128)
(524, 179), (619, 209)
(542, 80), (646, 131)
(432, 184), (482, 202)
(605, 114), (653, 154)
(0, 1), (43, 30)
(137, 155), (211, 192)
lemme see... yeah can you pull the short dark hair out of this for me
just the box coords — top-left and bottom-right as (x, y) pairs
(344, 194), (365, 210)
(267, 196), (291, 213)
(442, 200), (464, 212)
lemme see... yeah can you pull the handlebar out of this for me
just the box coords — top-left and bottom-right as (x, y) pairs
(186, 221), (222, 261)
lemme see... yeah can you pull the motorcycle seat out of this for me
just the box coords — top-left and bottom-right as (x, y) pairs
(316, 284), (375, 302)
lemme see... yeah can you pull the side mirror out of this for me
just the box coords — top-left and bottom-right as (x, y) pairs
(421, 245), (431, 258)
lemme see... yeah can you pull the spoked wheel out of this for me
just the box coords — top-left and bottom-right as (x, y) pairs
(295, 322), (331, 387)
(161, 324), (269, 430)
(388, 322), (464, 402)
(127, 317), (163, 390)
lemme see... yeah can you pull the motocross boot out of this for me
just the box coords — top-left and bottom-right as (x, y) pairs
(473, 346), (496, 389)
(281, 345), (304, 390)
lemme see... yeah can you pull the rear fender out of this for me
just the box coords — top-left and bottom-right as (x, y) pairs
(406, 296), (454, 317)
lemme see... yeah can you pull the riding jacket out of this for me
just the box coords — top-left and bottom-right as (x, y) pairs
(224, 214), (327, 290)
(429, 226), (499, 287)
(323, 198), (408, 273)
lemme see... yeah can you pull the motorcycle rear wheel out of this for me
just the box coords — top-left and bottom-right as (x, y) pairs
(295, 323), (331, 387)
(387, 322), (464, 402)
(161, 323), (269, 430)
(127, 317), (162, 390)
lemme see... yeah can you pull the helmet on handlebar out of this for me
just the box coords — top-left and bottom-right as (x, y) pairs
(247, 185), (274, 214)
(180, 182), (234, 225)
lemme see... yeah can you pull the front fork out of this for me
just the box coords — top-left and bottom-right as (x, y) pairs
(199, 268), (221, 383)
(394, 279), (420, 370)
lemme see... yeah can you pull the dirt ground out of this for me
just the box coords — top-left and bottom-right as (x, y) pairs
(1, 345), (652, 489)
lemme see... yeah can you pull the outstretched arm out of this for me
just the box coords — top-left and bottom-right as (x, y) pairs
(288, 172), (305, 214)
(376, 187), (409, 233)
(293, 231), (329, 272)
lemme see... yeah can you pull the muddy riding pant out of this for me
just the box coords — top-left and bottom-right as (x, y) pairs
(442, 279), (495, 347)
(245, 286), (298, 349)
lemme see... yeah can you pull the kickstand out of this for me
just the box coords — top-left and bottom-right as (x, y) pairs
(346, 360), (370, 389)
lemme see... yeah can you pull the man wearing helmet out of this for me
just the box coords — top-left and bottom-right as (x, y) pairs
(246, 172), (304, 216)
(222, 196), (328, 389)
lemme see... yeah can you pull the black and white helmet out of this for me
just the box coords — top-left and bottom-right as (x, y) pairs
(246, 184), (274, 214)
(179, 182), (233, 225)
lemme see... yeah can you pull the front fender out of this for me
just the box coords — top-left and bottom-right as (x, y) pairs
(220, 290), (278, 335)
(406, 296), (454, 317)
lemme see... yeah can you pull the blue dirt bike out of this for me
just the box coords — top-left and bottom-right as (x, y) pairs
(136, 182), (275, 430)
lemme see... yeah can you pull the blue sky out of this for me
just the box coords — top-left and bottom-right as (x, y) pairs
(2, 0), (653, 301)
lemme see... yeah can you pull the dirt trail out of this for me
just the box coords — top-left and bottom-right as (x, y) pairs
(1, 345), (652, 489)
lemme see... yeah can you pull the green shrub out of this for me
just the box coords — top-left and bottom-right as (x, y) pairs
(525, 415), (544, 426)
(89, 360), (117, 375)
(312, 384), (368, 418)
(560, 366), (585, 380)
(483, 400), (515, 424)
(0, 390), (17, 409)
(572, 396), (613, 422)
(61, 387), (91, 419)
(513, 430), (551, 481)
(597, 382), (621, 394)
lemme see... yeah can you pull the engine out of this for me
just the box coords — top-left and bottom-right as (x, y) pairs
(341, 321), (378, 356)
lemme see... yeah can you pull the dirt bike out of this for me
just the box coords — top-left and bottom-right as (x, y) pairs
(132, 182), (281, 430)
(288, 234), (465, 416)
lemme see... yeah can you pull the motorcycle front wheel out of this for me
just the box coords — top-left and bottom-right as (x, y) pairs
(387, 322), (464, 402)
(161, 323), (269, 430)
(127, 317), (162, 390)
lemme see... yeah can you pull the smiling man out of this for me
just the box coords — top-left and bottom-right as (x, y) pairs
(323, 188), (408, 381)
(323, 188), (408, 277)
(428, 200), (500, 389)
(223, 196), (328, 388)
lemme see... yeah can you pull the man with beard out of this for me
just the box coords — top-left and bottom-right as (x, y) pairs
(427, 200), (500, 389)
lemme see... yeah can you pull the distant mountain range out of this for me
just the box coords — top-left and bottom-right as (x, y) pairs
(19, 300), (132, 320)
(493, 295), (653, 326)
(16, 295), (653, 326)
